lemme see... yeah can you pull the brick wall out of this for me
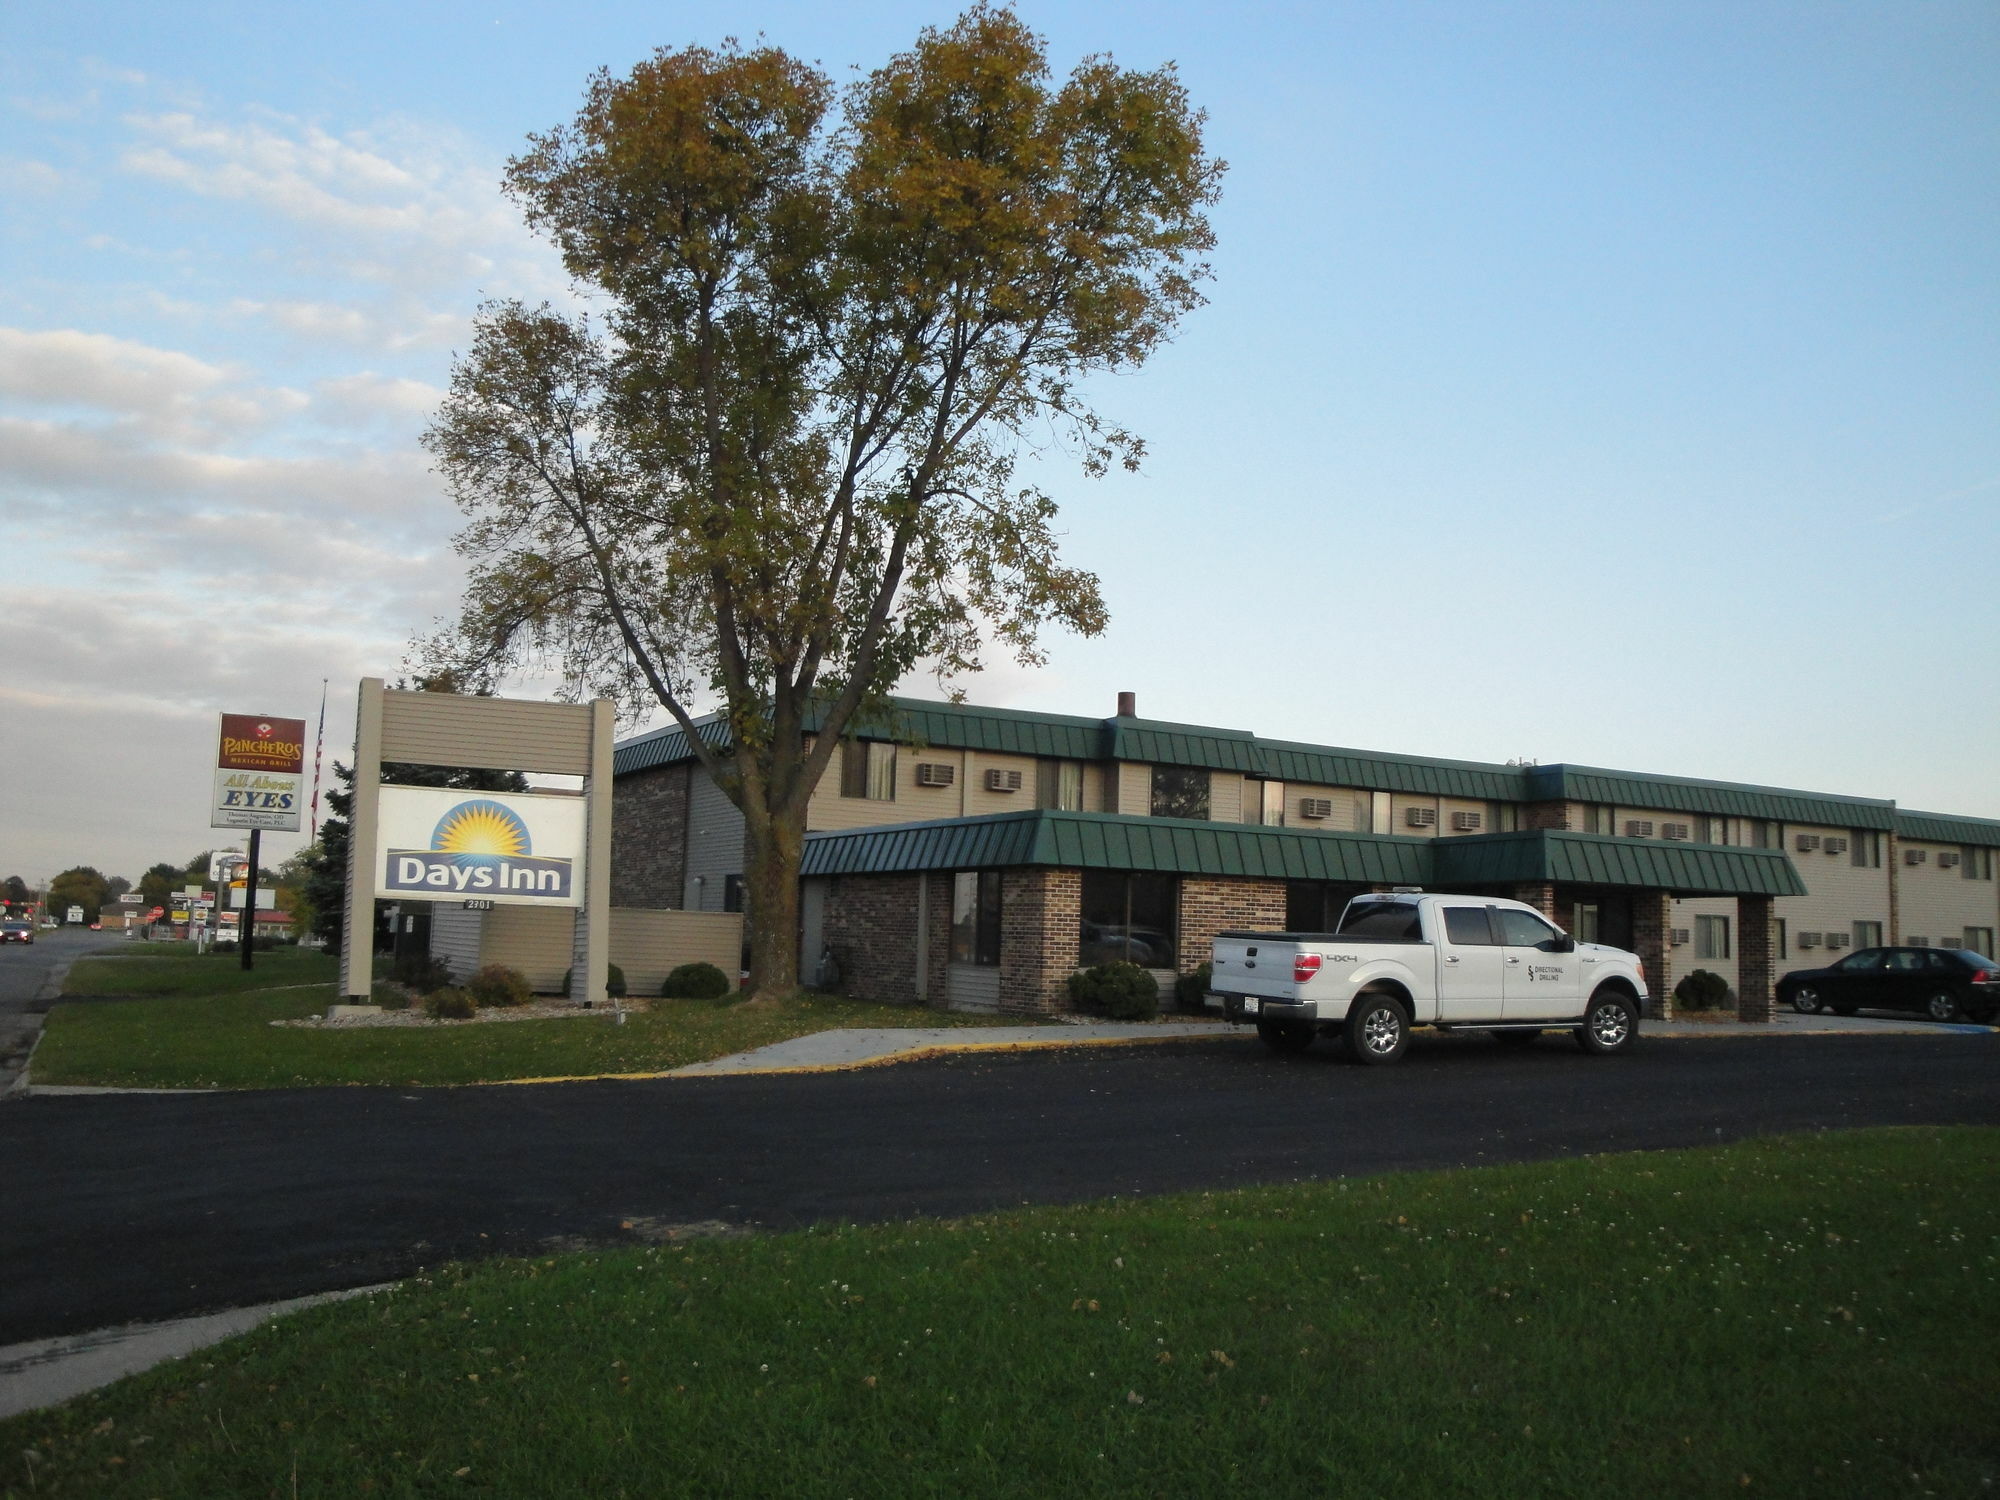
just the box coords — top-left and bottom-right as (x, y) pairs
(998, 868), (1081, 1014)
(1510, 883), (1558, 919)
(1178, 878), (1285, 975)
(824, 874), (922, 1006)
(610, 764), (689, 909)
(1738, 894), (1775, 1023)
(1521, 803), (1572, 831)
(1632, 890), (1674, 1019)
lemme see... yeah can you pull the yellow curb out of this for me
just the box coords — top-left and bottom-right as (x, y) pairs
(486, 1029), (1253, 1087)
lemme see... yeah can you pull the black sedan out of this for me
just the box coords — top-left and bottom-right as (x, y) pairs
(1780, 946), (1999, 1024)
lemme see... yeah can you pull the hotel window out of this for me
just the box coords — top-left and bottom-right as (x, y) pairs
(1694, 915), (1731, 961)
(949, 871), (1003, 967)
(722, 875), (745, 914)
(840, 740), (897, 801)
(1700, 816), (1729, 844)
(1850, 831), (1883, 869)
(1258, 780), (1286, 827)
(1037, 759), (1086, 812)
(1079, 871), (1177, 968)
(1853, 920), (1883, 949)
(1774, 918), (1788, 960)
(1149, 766), (1209, 821)
(1488, 802), (1518, 832)
(1746, 819), (1777, 849)
(1287, 881), (1365, 933)
(1584, 804), (1615, 835)
(1370, 790), (1393, 835)
(1964, 847), (1995, 880)
(1573, 903), (1601, 944)
(1966, 928), (1995, 958)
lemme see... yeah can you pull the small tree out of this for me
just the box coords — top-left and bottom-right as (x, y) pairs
(423, 9), (1222, 998)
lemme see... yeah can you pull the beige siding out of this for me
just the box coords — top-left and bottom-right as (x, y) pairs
(610, 909), (744, 995)
(1668, 897), (1741, 994)
(479, 905), (576, 993)
(946, 964), (1002, 1012)
(807, 741), (961, 831)
(963, 751), (1041, 816)
(1896, 843), (2000, 945)
(1439, 797), (1494, 836)
(1208, 773), (1244, 825)
(1390, 793), (1441, 838)
(1284, 782), (1364, 833)
(379, 691), (593, 775)
(1081, 763), (1110, 814)
(1773, 822), (1893, 978)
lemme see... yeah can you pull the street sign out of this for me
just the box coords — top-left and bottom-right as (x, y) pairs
(66, 905), (83, 923)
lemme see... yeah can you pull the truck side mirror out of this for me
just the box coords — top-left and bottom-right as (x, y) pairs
(1551, 934), (1576, 953)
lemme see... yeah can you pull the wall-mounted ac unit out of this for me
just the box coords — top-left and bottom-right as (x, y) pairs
(1299, 797), (1333, 820)
(1794, 834), (1821, 852)
(1825, 932), (1850, 949)
(914, 761), (955, 788)
(1906, 935), (1931, 949)
(984, 768), (1023, 793)
(1625, 820), (1655, 838)
(1451, 810), (1483, 832)
(1661, 822), (1691, 841)
(1405, 807), (1437, 828)
(1904, 848), (1927, 865)
(1939, 851), (1962, 869)
(1824, 837), (1849, 855)
(1670, 928), (1690, 946)
(1797, 931), (1822, 948)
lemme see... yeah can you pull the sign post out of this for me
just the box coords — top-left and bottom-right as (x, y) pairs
(211, 714), (305, 970)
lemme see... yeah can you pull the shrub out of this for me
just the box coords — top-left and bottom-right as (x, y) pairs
(560, 964), (628, 999)
(392, 951), (453, 993)
(1175, 962), (1214, 1013)
(1068, 961), (1160, 1021)
(661, 961), (733, 1000)
(467, 964), (532, 1009)
(1673, 968), (1735, 1011)
(424, 987), (477, 1020)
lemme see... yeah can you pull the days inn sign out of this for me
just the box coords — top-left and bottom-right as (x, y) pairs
(375, 787), (585, 907)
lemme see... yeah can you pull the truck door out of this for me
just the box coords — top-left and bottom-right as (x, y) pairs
(1497, 907), (1583, 1019)
(1436, 904), (1504, 1023)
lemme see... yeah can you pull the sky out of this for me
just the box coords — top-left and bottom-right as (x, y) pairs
(2, 0), (1996, 886)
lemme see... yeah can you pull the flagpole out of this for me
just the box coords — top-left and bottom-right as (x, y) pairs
(308, 678), (329, 840)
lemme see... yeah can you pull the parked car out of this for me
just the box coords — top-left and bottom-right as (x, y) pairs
(1780, 947), (1999, 1024)
(1, 920), (34, 945)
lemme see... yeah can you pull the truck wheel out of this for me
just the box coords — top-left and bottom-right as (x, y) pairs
(1575, 990), (1637, 1056)
(1256, 1019), (1315, 1054)
(1342, 993), (1409, 1066)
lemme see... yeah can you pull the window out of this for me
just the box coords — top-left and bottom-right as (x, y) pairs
(721, 875), (745, 914)
(1746, 819), (1776, 849)
(1258, 780), (1286, 827)
(1694, 914), (1731, 960)
(1573, 903), (1601, 944)
(1584, 804), (1615, 835)
(1488, 802), (1519, 832)
(950, 871), (1003, 966)
(1774, 918), (1788, 959)
(1370, 790), (1393, 835)
(1149, 766), (1209, 820)
(1286, 882), (1363, 933)
(1964, 847), (1995, 881)
(1965, 928), (1995, 959)
(1037, 759), (1086, 812)
(1853, 920), (1883, 949)
(1835, 949), (1885, 973)
(1850, 831), (1883, 869)
(1495, 908), (1562, 949)
(1882, 949), (1925, 973)
(1079, 872), (1176, 967)
(840, 740), (896, 800)
(1442, 906), (1497, 945)
(1700, 816), (1729, 845)
(1336, 900), (1423, 940)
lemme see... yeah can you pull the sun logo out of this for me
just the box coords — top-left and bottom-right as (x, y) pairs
(430, 800), (531, 864)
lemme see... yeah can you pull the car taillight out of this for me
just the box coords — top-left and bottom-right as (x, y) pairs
(1293, 953), (1322, 983)
(1973, 970), (1991, 984)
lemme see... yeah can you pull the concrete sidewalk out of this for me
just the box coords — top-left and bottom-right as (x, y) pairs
(662, 1019), (1246, 1076)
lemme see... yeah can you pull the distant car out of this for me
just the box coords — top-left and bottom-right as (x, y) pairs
(1, 920), (33, 945)
(1779, 947), (1999, 1024)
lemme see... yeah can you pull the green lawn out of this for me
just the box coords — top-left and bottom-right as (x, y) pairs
(35, 956), (1052, 1088)
(4, 1127), (1995, 1498)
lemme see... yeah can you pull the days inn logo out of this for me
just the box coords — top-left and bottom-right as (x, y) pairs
(383, 798), (574, 899)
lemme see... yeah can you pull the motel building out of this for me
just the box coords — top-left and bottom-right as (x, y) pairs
(604, 694), (2000, 1022)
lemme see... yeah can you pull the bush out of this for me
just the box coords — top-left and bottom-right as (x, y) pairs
(467, 964), (532, 1009)
(1175, 962), (1214, 1013)
(660, 962), (733, 1000)
(424, 987), (477, 1020)
(392, 951), (453, 993)
(1068, 961), (1160, 1020)
(561, 964), (628, 999)
(1673, 968), (1735, 1011)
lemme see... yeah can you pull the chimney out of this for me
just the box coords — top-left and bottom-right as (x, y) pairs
(1116, 691), (1136, 718)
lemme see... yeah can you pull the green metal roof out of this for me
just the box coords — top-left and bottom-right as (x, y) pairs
(1895, 809), (2000, 847)
(840, 700), (1105, 760)
(1254, 740), (1527, 800)
(802, 812), (1805, 897)
(1525, 765), (1896, 831)
(1107, 719), (1262, 774)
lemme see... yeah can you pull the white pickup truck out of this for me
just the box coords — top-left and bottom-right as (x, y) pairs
(1209, 890), (1647, 1065)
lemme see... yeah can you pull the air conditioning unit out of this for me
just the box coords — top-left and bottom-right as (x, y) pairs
(1670, 928), (1690, 946)
(984, 768), (1023, 793)
(1794, 834), (1821, 852)
(1824, 837), (1848, 855)
(1939, 851), (1962, 869)
(1904, 848), (1927, 865)
(1625, 820), (1655, 838)
(1825, 932), (1850, 949)
(1299, 797), (1333, 820)
(914, 761), (955, 788)
(1404, 806), (1436, 828)
(1906, 935), (1931, 949)
(1797, 931), (1822, 948)
(1451, 810), (1483, 832)
(1661, 822), (1691, 841)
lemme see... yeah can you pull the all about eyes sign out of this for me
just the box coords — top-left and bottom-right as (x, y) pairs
(375, 787), (586, 907)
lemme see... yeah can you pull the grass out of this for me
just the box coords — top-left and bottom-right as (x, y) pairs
(34, 954), (1055, 1088)
(4, 1127), (1995, 1497)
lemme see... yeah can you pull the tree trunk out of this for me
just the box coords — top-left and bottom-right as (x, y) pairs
(741, 798), (806, 1000)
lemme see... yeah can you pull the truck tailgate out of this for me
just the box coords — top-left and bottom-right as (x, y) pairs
(1210, 935), (1306, 1000)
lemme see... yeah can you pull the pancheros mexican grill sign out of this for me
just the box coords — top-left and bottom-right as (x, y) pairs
(375, 787), (586, 907)
(211, 713), (307, 832)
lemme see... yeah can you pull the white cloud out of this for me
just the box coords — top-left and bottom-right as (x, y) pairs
(0, 327), (228, 417)
(314, 371), (446, 422)
(0, 157), (67, 194)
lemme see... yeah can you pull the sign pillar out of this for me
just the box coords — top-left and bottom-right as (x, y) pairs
(570, 698), (615, 1007)
(340, 678), (385, 1003)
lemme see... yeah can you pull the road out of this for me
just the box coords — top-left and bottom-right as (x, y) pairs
(2, 1028), (1996, 1342)
(0, 928), (122, 1095)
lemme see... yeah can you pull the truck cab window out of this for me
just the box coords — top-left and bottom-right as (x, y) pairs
(1495, 908), (1561, 949)
(1336, 901), (1422, 940)
(1442, 906), (1497, 945)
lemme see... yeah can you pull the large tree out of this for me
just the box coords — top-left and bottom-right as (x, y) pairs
(48, 866), (110, 924)
(423, 8), (1222, 996)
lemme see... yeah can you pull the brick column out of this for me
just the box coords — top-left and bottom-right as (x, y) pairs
(1632, 891), (1675, 1020)
(1511, 883), (1558, 919)
(1177, 878), (1285, 976)
(1738, 894), (1774, 1023)
(999, 868), (1081, 1015)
